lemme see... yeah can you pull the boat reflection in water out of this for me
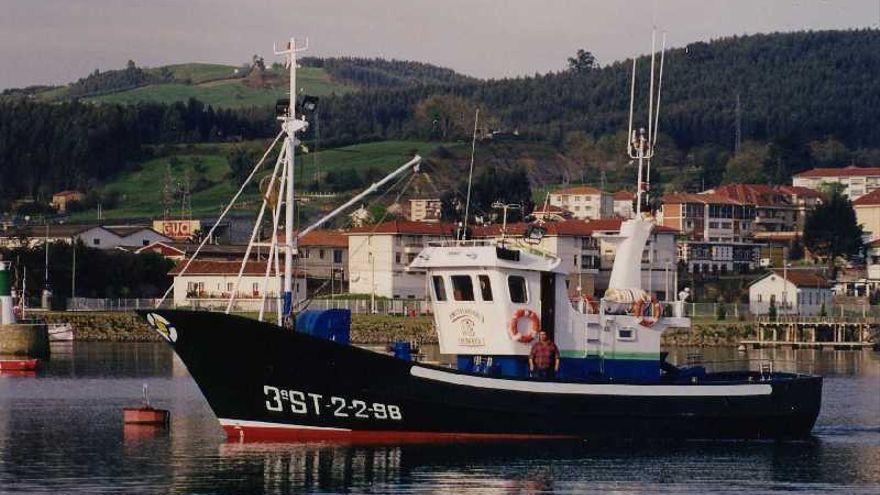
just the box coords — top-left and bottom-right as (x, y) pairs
(201, 437), (880, 494)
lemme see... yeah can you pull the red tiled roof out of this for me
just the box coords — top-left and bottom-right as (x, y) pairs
(769, 269), (830, 288)
(662, 193), (746, 206)
(853, 188), (880, 206)
(709, 184), (791, 207)
(551, 185), (604, 195)
(169, 260), (305, 277)
(794, 166), (880, 178)
(298, 229), (348, 247)
(777, 185), (822, 198)
(474, 219), (596, 237)
(346, 220), (456, 236)
(612, 191), (634, 200)
(532, 204), (571, 214)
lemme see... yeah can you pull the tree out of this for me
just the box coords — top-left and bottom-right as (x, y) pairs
(226, 146), (257, 186)
(810, 137), (851, 168)
(567, 50), (598, 73)
(803, 188), (863, 276)
(413, 95), (473, 141)
(722, 141), (768, 184)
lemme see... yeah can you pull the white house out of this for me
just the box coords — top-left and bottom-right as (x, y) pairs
(793, 166), (880, 200)
(347, 220), (455, 299)
(169, 260), (306, 312)
(0, 224), (170, 249)
(749, 270), (832, 316)
(612, 191), (634, 218)
(548, 186), (613, 220)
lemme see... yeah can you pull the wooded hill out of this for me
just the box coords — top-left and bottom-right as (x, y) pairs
(3, 29), (880, 212)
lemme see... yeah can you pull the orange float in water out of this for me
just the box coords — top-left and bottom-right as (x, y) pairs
(124, 385), (170, 425)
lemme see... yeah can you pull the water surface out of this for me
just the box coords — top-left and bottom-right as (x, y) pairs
(0, 343), (878, 494)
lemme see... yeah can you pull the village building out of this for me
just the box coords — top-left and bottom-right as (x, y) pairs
(852, 188), (880, 239)
(530, 204), (573, 222)
(296, 229), (349, 283)
(792, 166), (880, 200)
(169, 259), (306, 311)
(706, 184), (821, 232)
(0, 224), (170, 249)
(749, 269), (833, 316)
(407, 198), (442, 223)
(51, 191), (85, 213)
(612, 191), (634, 218)
(548, 186), (613, 220)
(346, 220), (456, 299)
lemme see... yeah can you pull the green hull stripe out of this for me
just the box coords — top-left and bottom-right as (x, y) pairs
(560, 350), (660, 360)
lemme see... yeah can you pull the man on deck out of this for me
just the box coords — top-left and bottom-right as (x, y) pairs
(529, 331), (560, 380)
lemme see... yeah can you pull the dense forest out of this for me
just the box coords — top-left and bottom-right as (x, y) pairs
(301, 57), (474, 88)
(3, 29), (880, 207)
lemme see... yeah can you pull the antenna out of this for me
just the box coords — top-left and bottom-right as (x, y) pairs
(462, 108), (479, 235)
(626, 30), (666, 217)
(274, 36), (309, 327)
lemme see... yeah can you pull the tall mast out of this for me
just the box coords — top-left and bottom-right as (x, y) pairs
(275, 36), (308, 326)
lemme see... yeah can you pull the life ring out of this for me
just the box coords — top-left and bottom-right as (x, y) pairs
(582, 295), (599, 314)
(631, 296), (663, 327)
(508, 308), (540, 343)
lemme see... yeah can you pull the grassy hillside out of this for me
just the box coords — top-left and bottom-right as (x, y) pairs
(86, 67), (354, 108)
(67, 140), (442, 222)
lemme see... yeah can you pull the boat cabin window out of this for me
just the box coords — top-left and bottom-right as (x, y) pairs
(617, 327), (636, 341)
(432, 276), (447, 302)
(451, 275), (475, 301)
(478, 275), (493, 301)
(508, 275), (528, 303)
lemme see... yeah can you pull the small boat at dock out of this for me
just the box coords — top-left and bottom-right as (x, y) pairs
(0, 358), (39, 371)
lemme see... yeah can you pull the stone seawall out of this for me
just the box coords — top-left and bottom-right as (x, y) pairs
(0, 324), (50, 357)
(39, 311), (758, 347)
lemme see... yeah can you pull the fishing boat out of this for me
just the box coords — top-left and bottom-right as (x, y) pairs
(142, 35), (822, 442)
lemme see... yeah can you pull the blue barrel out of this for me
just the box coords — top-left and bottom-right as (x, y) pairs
(295, 309), (351, 345)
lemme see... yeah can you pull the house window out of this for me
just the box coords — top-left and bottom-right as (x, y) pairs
(319, 249), (325, 260)
(93, 238), (100, 246)
(227, 282), (234, 292)
(508, 275), (528, 303)
(142, 239), (150, 246)
(432, 276), (447, 302)
(573, 255), (578, 267)
(333, 250), (343, 263)
(301, 249), (309, 259)
(478, 275), (493, 301)
(252, 282), (260, 296)
(451, 275), (475, 301)
(395, 253), (401, 264)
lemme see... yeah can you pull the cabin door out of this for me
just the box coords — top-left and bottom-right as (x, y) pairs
(540, 272), (556, 339)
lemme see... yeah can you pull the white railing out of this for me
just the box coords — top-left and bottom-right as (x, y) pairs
(67, 297), (171, 312)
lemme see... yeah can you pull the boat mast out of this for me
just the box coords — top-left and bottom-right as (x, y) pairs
(626, 30), (666, 217)
(275, 37), (308, 326)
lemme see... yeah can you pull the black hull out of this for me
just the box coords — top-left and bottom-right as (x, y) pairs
(144, 310), (822, 442)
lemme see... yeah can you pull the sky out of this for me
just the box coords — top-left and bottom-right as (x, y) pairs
(1, 0), (878, 89)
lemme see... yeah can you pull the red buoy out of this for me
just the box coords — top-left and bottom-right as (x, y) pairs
(0, 358), (39, 371)
(124, 384), (170, 426)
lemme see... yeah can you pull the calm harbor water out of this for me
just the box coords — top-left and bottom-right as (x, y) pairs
(0, 342), (878, 494)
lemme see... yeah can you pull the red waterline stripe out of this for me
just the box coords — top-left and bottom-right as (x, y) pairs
(222, 424), (578, 444)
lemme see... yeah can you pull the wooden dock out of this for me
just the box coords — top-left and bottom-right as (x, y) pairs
(743, 317), (878, 350)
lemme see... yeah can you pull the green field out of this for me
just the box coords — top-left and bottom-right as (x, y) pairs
(67, 140), (442, 222)
(33, 63), (354, 108)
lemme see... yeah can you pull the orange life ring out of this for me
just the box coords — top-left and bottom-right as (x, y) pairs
(582, 295), (599, 314)
(631, 296), (663, 327)
(508, 308), (540, 343)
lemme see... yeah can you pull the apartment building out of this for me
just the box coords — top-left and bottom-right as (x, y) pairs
(297, 230), (349, 282)
(792, 166), (880, 200)
(707, 184), (821, 232)
(548, 186), (613, 220)
(852, 188), (880, 239)
(346, 221), (455, 299)
(658, 193), (754, 242)
(169, 260), (306, 311)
